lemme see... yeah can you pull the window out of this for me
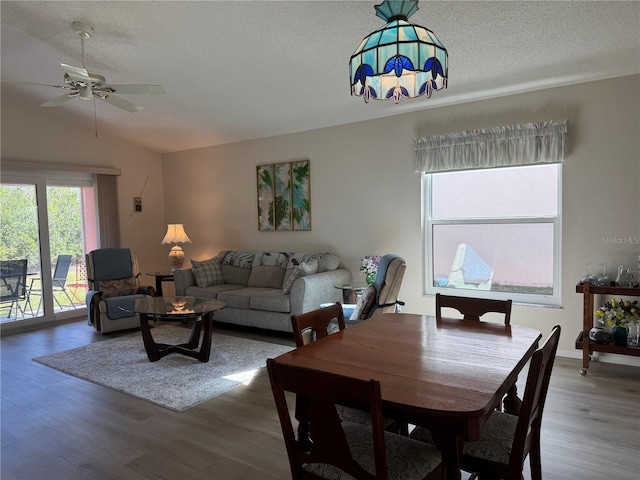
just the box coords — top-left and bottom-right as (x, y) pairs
(423, 164), (561, 305)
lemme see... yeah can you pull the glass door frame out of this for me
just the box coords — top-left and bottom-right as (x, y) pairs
(0, 172), (92, 333)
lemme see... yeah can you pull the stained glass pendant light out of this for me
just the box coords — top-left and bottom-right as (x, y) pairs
(349, 0), (448, 103)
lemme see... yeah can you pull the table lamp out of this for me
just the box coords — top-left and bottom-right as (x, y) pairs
(161, 224), (191, 270)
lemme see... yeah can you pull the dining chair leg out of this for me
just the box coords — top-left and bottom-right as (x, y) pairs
(529, 438), (543, 480)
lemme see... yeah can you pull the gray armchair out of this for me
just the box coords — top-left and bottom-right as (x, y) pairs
(86, 248), (155, 334)
(342, 253), (406, 323)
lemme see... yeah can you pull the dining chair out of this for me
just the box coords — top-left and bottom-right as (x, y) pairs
(267, 358), (445, 480)
(291, 302), (346, 346)
(410, 325), (561, 480)
(291, 303), (405, 435)
(0, 259), (31, 319)
(435, 293), (515, 411)
(435, 293), (512, 325)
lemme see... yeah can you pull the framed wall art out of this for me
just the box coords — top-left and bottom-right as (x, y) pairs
(257, 159), (310, 231)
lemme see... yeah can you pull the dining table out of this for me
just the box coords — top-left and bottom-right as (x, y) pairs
(271, 312), (542, 480)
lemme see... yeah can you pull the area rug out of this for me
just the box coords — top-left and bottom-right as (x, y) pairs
(33, 325), (293, 412)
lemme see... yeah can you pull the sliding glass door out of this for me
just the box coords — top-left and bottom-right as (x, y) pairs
(1, 173), (97, 329)
(0, 178), (44, 323)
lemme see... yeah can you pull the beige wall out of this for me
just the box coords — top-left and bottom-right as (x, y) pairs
(163, 74), (640, 359)
(2, 75), (638, 358)
(0, 99), (169, 278)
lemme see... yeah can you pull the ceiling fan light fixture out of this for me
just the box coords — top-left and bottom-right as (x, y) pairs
(79, 87), (93, 100)
(349, 0), (448, 104)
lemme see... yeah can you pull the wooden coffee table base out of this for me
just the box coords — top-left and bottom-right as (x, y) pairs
(139, 311), (214, 362)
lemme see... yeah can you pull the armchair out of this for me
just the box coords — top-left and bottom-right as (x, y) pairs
(343, 253), (406, 323)
(85, 248), (155, 334)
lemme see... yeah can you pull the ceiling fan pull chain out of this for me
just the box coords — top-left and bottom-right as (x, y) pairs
(80, 31), (86, 69)
(93, 96), (98, 138)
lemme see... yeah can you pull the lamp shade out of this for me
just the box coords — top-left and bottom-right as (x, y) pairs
(349, 0), (448, 104)
(161, 224), (191, 244)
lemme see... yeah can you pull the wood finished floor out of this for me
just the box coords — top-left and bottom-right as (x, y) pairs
(2, 319), (639, 480)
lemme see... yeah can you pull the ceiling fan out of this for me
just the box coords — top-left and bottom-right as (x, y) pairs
(16, 21), (166, 113)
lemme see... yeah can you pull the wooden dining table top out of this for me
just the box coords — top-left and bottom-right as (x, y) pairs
(274, 312), (542, 437)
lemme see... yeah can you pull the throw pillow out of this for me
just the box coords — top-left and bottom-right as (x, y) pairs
(191, 257), (224, 288)
(318, 253), (340, 272)
(349, 284), (377, 320)
(99, 277), (138, 299)
(282, 260), (318, 295)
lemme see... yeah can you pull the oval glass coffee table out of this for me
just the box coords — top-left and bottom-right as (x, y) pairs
(129, 296), (225, 363)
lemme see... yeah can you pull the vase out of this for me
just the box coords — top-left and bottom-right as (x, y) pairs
(611, 325), (628, 347)
(365, 273), (376, 285)
(627, 322), (640, 348)
(616, 265), (634, 288)
(588, 326), (611, 345)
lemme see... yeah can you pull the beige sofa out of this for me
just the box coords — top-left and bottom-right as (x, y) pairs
(173, 250), (351, 333)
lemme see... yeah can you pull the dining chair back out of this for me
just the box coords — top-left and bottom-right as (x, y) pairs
(291, 302), (403, 435)
(462, 325), (561, 480)
(267, 358), (444, 480)
(291, 302), (345, 347)
(409, 325), (560, 480)
(0, 259), (29, 319)
(435, 293), (512, 325)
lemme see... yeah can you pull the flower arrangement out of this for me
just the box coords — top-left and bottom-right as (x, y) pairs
(594, 298), (639, 328)
(360, 255), (381, 284)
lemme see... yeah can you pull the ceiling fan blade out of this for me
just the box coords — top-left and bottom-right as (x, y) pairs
(61, 63), (91, 83)
(2, 81), (73, 90)
(41, 93), (74, 107)
(100, 94), (143, 113)
(105, 84), (167, 95)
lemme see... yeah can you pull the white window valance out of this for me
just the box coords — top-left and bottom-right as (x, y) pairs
(413, 120), (567, 173)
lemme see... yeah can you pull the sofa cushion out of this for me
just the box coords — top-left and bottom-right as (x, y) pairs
(220, 265), (251, 286)
(185, 284), (244, 300)
(282, 260), (318, 294)
(191, 257), (223, 287)
(248, 265), (286, 289)
(350, 284), (376, 320)
(220, 251), (255, 286)
(217, 287), (272, 309)
(250, 290), (291, 313)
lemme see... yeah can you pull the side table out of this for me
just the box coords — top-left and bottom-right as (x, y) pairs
(146, 271), (174, 297)
(334, 283), (368, 304)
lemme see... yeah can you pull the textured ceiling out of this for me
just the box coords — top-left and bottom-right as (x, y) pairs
(2, 1), (639, 154)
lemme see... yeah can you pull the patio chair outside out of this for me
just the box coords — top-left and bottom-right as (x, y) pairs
(29, 254), (76, 314)
(0, 259), (31, 319)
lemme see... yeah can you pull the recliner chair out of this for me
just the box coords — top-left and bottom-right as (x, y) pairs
(85, 248), (155, 334)
(343, 253), (406, 323)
